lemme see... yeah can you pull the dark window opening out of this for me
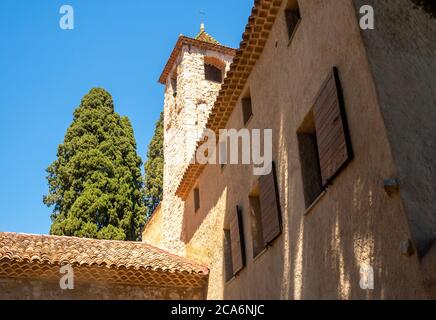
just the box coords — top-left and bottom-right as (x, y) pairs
(219, 139), (227, 170)
(285, 0), (301, 40)
(242, 96), (253, 125)
(205, 63), (223, 83)
(194, 187), (200, 213)
(224, 229), (234, 282)
(171, 76), (177, 97)
(297, 111), (323, 209)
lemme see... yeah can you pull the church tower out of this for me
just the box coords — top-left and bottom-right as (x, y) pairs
(158, 25), (235, 255)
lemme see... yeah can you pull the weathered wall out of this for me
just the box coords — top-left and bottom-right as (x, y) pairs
(0, 278), (204, 300)
(183, 0), (430, 299)
(352, 0), (436, 257)
(161, 45), (233, 255)
(183, 186), (229, 300)
(142, 205), (163, 248)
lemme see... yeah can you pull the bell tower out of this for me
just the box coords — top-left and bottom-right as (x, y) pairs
(158, 25), (235, 255)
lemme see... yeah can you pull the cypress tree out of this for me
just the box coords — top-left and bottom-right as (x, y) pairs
(144, 112), (164, 220)
(44, 88), (145, 241)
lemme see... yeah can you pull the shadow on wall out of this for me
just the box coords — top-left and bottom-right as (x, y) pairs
(410, 0), (436, 18)
(178, 0), (433, 300)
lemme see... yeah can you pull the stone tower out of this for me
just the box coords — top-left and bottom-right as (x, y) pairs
(158, 25), (235, 255)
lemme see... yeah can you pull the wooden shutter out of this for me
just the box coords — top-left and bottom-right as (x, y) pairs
(313, 67), (353, 187)
(259, 162), (282, 245)
(242, 97), (253, 125)
(230, 206), (246, 275)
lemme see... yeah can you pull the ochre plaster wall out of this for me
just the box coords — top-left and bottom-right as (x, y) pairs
(183, 0), (430, 300)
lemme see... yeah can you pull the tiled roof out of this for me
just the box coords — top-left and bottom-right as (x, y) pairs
(176, 0), (283, 199)
(195, 30), (220, 45)
(0, 232), (208, 288)
(158, 36), (236, 84)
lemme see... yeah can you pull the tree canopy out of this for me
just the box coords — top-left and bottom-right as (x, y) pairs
(144, 112), (164, 220)
(44, 88), (145, 241)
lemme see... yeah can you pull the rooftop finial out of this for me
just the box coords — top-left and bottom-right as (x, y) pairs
(199, 10), (206, 32)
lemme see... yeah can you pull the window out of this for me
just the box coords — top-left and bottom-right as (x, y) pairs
(171, 76), (177, 97)
(194, 187), (200, 213)
(285, 0), (301, 40)
(297, 111), (324, 208)
(298, 67), (353, 209)
(204, 63), (223, 83)
(224, 206), (246, 282)
(219, 139), (227, 170)
(242, 96), (253, 125)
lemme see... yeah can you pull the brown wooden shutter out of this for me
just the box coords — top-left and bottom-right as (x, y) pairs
(259, 162), (282, 246)
(313, 67), (353, 187)
(230, 206), (246, 275)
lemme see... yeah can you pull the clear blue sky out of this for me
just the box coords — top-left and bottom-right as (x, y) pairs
(0, 0), (252, 235)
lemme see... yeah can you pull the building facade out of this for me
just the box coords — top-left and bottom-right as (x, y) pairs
(145, 0), (436, 299)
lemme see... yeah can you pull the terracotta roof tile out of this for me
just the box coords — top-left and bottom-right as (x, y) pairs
(0, 232), (208, 287)
(195, 30), (220, 45)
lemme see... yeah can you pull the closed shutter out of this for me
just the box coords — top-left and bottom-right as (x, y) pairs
(259, 162), (282, 245)
(313, 67), (353, 187)
(230, 206), (246, 275)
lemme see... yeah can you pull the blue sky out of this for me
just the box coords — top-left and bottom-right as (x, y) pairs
(0, 0), (252, 235)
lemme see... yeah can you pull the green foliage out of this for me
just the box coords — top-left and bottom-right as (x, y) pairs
(44, 88), (145, 241)
(144, 112), (164, 220)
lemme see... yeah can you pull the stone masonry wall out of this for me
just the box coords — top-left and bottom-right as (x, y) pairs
(0, 278), (204, 300)
(160, 44), (233, 255)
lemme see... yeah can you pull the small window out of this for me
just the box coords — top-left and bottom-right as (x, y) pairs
(242, 96), (253, 125)
(249, 189), (264, 258)
(297, 111), (323, 209)
(171, 76), (177, 97)
(205, 63), (223, 83)
(219, 139), (227, 170)
(194, 187), (200, 213)
(298, 68), (353, 210)
(285, 0), (301, 40)
(223, 229), (234, 282)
